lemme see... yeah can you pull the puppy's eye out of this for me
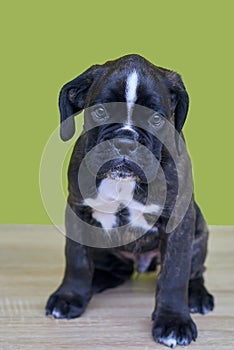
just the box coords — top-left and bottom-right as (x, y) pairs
(91, 105), (109, 121)
(149, 113), (164, 127)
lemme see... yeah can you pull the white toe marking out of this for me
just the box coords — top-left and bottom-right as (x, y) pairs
(52, 309), (62, 318)
(125, 70), (138, 123)
(158, 332), (177, 348)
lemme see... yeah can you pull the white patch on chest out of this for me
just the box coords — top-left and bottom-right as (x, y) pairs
(84, 178), (161, 231)
(125, 70), (138, 123)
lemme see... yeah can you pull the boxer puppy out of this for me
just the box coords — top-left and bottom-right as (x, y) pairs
(46, 54), (214, 348)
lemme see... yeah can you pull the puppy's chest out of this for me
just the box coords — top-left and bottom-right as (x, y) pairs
(83, 178), (160, 231)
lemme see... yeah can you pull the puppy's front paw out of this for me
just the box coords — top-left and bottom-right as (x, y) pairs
(189, 279), (214, 315)
(152, 311), (197, 348)
(45, 290), (91, 319)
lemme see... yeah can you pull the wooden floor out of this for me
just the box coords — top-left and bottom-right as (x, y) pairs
(0, 225), (233, 349)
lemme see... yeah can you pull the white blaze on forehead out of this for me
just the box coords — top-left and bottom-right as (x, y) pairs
(125, 70), (138, 123)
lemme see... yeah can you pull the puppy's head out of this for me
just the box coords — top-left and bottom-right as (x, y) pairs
(59, 54), (189, 181)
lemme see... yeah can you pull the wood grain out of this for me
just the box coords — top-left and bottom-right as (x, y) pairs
(0, 225), (233, 349)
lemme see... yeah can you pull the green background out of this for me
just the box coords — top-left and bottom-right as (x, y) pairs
(0, 1), (233, 225)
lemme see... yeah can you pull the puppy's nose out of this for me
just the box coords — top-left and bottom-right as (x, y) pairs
(114, 138), (138, 154)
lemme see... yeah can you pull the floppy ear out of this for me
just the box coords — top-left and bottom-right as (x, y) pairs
(165, 71), (189, 154)
(59, 65), (102, 141)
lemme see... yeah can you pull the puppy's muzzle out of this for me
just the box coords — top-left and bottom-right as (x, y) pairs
(84, 124), (159, 182)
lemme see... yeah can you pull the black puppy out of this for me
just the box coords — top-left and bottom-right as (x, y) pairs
(46, 54), (214, 348)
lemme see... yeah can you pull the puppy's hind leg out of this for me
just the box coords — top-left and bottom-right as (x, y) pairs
(189, 202), (214, 314)
(91, 250), (134, 293)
